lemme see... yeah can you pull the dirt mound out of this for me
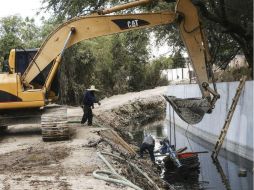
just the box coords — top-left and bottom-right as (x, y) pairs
(95, 95), (166, 130)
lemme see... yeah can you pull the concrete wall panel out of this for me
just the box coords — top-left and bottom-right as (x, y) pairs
(166, 81), (253, 161)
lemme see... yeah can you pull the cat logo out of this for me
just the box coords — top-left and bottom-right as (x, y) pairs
(127, 20), (139, 28)
(112, 19), (150, 30)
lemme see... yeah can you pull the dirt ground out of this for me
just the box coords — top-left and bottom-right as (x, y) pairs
(0, 125), (132, 190)
(0, 86), (167, 190)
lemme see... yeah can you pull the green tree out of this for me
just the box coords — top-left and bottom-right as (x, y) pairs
(111, 34), (129, 94)
(90, 36), (115, 96)
(195, 0), (253, 72)
(0, 16), (41, 58)
(59, 43), (97, 105)
(40, 17), (62, 40)
(144, 57), (170, 88)
(158, 56), (174, 69)
(152, 0), (253, 76)
(20, 17), (41, 48)
(123, 30), (150, 91)
(171, 51), (185, 69)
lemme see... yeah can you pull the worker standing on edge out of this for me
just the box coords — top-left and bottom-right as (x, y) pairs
(140, 134), (155, 163)
(81, 85), (100, 126)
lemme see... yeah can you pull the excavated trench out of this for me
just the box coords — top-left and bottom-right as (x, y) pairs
(93, 95), (171, 190)
(93, 94), (207, 190)
(96, 94), (253, 190)
(93, 95), (199, 190)
(94, 95), (166, 131)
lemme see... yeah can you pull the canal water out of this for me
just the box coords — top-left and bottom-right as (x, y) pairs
(130, 121), (253, 190)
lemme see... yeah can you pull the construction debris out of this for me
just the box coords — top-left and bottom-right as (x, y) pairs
(93, 127), (173, 189)
(99, 129), (136, 157)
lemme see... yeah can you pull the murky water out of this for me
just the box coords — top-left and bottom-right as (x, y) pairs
(130, 121), (253, 190)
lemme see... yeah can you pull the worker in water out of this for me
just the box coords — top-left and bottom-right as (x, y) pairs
(81, 85), (100, 126)
(140, 134), (155, 163)
(159, 138), (170, 154)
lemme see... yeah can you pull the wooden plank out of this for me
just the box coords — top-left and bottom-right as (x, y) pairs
(100, 129), (136, 157)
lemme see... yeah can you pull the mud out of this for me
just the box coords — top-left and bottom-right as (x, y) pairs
(0, 146), (70, 174)
(0, 126), (125, 190)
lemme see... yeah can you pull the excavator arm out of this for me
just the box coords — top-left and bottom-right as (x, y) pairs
(22, 0), (212, 95)
(21, 11), (176, 86)
(177, 0), (219, 99)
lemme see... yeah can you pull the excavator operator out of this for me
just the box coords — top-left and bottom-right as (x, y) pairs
(2, 54), (9, 72)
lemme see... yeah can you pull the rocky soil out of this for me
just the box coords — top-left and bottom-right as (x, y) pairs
(0, 86), (169, 190)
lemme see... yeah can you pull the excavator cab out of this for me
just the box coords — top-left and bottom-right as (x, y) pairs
(8, 49), (38, 75)
(8, 49), (59, 99)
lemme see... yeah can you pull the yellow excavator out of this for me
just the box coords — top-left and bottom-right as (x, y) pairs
(0, 0), (219, 140)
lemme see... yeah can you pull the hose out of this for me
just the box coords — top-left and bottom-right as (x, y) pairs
(93, 152), (142, 190)
(100, 151), (160, 190)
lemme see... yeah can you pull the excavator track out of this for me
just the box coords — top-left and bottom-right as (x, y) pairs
(41, 106), (69, 141)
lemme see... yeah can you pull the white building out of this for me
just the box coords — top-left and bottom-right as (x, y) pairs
(161, 60), (196, 84)
(228, 55), (248, 68)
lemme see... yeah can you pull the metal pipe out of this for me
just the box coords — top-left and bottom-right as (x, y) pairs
(44, 27), (75, 93)
(94, 152), (143, 190)
(99, 0), (152, 15)
(60, 27), (76, 57)
(100, 151), (161, 190)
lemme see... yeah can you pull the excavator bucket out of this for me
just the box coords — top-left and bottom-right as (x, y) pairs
(163, 95), (211, 124)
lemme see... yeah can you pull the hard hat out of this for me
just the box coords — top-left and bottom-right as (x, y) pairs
(87, 85), (99, 91)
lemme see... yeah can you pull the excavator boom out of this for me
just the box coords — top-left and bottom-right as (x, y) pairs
(22, 11), (176, 85)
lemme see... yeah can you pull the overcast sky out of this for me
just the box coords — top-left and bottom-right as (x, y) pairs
(0, 0), (46, 24)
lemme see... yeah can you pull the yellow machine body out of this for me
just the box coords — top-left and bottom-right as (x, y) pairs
(8, 49), (16, 73)
(0, 73), (45, 109)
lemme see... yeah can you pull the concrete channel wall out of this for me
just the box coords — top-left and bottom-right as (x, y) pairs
(166, 81), (253, 161)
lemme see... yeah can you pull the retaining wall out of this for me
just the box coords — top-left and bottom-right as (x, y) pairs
(166, 81), (253, 161)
